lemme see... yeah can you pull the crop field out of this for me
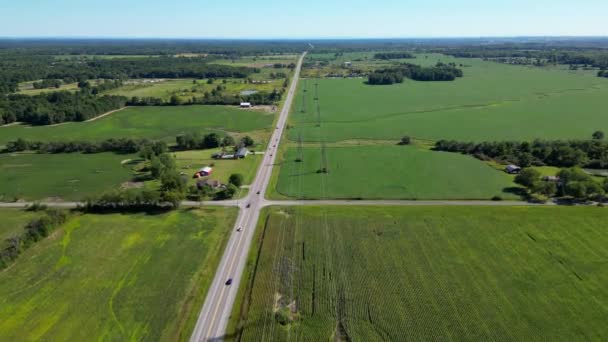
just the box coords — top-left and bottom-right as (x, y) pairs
(0, 106), (274, 145)
(231, 206), (608, 341)
(275, 145), (518, 200)
(0, 208), (237, 341)
(290, 54), (608, 142)
(0, 152), (136, 201)
(104, 78), (283, 101)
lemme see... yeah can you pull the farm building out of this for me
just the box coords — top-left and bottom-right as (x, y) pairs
(197, 179), (224, 190)
(240, 102), (252, 108)
(193, 166), (213, 178)
(236, 147), (250, 159)
(200, 166), (212, 176)
(505, 165), (521, 174)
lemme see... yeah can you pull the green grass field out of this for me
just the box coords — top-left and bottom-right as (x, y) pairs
(0, 152), (136, 201)
(275, 145), (518, 200)
(0, 208), (237, 341)
(230, 206), (608, 341)
(0, 105), (274, 145)
(291, 54), (608, 142)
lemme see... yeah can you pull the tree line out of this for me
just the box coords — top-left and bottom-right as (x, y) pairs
(1, 208), (68, 269)
(599, 70), (608, 78)
(0, 91), (127, 125)
(367, 62), (463, 85)
(4, 137), (154, 154)
(434, 134), (608, 169)
(373, 52), (415, 60)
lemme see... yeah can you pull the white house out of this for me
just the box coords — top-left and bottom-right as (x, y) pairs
(505, 165), (522, 174)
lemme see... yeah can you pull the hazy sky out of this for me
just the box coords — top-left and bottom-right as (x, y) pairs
(1, 0), (607, 38)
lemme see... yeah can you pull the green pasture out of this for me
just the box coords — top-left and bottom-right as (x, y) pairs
(0, 105), (274, 145)
(0, 209), (43, 248)
(0, 152), (136, 201)
(292, 54), (608, 142)
(0, 208), (237, 341)
(231, 205), (608, 341)
(275, 145), (518, 200)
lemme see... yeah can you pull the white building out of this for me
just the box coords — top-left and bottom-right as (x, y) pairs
(240, 102), (252, 108)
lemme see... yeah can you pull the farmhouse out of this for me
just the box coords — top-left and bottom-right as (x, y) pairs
(240, 102), (252, 108)
(197, 179), (224, 190)
(505, 165), (522, 174)
(236, 147), (250, 159)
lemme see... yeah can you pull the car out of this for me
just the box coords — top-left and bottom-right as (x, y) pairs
(246, 203), (251, 208)
(225, 278), (233, 286)
(237, 227), (242, 232)
(256, 191), (261, 195)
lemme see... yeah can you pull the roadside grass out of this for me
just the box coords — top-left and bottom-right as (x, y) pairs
(0, 105), (274, 145)
(0, 208), (237, 341)
(0, 152), (136, 201)
(230, 205), (608, 341)
(275, 145), (520, 200)
(291, 54), (608, 142)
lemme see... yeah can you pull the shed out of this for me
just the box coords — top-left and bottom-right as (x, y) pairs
(505, 165), (522, 174)
(199, 166), (213, 176)
(240, 102), (252, 108)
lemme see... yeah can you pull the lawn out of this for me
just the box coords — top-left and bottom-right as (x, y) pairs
(230, 206), (608, 341)
(0, 152), (136, 201)
(291, 54), (608, 142)
(275, 145), (519, 200)
(0, 208), (237, 341)
(0, 105), (274, 145)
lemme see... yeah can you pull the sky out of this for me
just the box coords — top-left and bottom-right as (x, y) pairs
(1, 0), (607, 38)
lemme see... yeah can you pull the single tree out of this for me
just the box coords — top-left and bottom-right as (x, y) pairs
(592, 131), (605, 140)
(399, 136), (411, 145)
(229, 173), (244, 188)
(515, 168), (541, 188)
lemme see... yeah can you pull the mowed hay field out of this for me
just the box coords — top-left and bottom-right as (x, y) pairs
(0, 208), (237, 341)
(0, 152), (136, 201)
(275, 145), (518, 200)
(231, 206), (608, 341)
(290, 55), (608, 142)
(0, 105), (274, 145)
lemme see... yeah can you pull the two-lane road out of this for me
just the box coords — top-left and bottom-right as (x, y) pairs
(189, 52), (307, 341)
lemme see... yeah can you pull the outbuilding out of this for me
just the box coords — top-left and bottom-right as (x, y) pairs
(199, 166), (213, 176)
(505, 165), (522, 174)
(240, 102), (252, 108)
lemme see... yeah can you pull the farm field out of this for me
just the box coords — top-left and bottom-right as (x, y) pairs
(275, 145), (518, 200)
(0, 152), (136, 201)
(0, 105), (274, 145)
(290, 54), (608, 142)
(0, 208), (237, 341)
(230, 206), (608, 341)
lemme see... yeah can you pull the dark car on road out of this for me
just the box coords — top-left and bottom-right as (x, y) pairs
(225, 278), (233, 286)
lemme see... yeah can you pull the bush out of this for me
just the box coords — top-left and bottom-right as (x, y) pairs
(399, 136), (411, 145)
(229, 173), (244, 188)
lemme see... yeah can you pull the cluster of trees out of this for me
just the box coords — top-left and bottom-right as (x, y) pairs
(367, 62), (463, 85)
(126, 88), (283, 107)
(32, 79), (62, 89)
(0, 91), (127, 125)
(188, 172), (242, 201)
(83, 188), (175, 212)
(434, 134), (608, 169)
(139, 145), (187, 206)
(374, 52), (415, 60)
(1, 209), (68, 269)
(0, 52), (254, 95)
(78, 79), (123, 94)
(515, 167), (608, 201)
(598, 70), (608, 78)
(175, 132), (254, 151)
(4, 137), (155, 154)
(442, 47), (608, 69)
